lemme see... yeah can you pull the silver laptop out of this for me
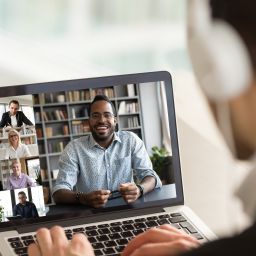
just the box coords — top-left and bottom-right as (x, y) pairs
(0, 71), (215, 256)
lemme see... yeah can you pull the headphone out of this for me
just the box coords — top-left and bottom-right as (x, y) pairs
(187, 0), (253, 101)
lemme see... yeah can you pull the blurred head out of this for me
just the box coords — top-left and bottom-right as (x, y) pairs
(18, 191), (27, 205)
(9, 100), (20, 116)
(187, 0), (256, 160)
(11, 159), (21, 177)
(8, 129), (21, 146)
(89, 95), (117, 145)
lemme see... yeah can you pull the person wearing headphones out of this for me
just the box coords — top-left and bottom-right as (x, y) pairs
(28, 0), (256, 255)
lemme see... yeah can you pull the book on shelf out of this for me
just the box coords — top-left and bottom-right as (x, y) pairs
(45, 127), (53, 138)
(63, 125), (69, 135)
(127, 116), (140, 128)
(118, 101), (126, 115)
(127, 84), (135, 97)
(40, 169), (48, 181)
(72, 120), (90, 134)
(91, 88), (115, 99)
(35, 112), (41, 122)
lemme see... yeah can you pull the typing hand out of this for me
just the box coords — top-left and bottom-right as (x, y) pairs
(122, 224), (200, 256)
(119, 183), (140, 203)
(28, 226), (94, 256)
(84, 190), (111, 208)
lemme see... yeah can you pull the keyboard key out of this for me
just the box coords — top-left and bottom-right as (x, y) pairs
(14, 247), (27, 254)
(94, 249), (103, 256)
(110, 226), (122, 233)
(65, 229), (72, 234)
(121, 231), (133, 238)
(170, 213), (182, 217)
(145, 221), (158, 228)
(98, 228), (110, 235)
(98, 224), (109, 228)
(109, 233), (121, 240)
(21, 235), (33, 240)
(192, 233), (204, 240)
(158, 214), (170, 219)
(92, 242), (104, 249)
(133, 229), (144, 236)
(169, 216), (186, 223)
(157, 219), (169, 225)
(97, 235), (109, 242)
(116, 238), (128, 245)
(134, 223), (146, 229)
(123, 220), (134, 224)
(8, 237), (20, 242)
(179, 222), (198, 234)
(147, 216), (158, 221)
(66, 234), (73, 240)
(115, 245), (125, 252)
(110, 222), (122, 226)
(104, 240), (117, 247)
(73, 228), (84, 232)
(134, 218), (146, 222)
(86, 230), (99, 236)
(23, 240), (35, 246)
(86, 225), (97, 230)
(171, 223), (181, 229)
(102, 247), (115, 255)
(122, 224), (134, 231)
(88, 237), (97, 243)
(10, 241), (23, 248)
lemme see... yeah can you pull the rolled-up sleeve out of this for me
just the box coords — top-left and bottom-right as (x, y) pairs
(131, 134), (162, 188)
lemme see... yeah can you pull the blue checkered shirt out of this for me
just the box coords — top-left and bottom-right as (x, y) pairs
(52, 131), (161, 194)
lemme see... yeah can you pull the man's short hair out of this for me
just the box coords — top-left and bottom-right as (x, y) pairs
(89, 95), (117, 116)
(18, 191), (26, 197)
(9, 100), (20, 107)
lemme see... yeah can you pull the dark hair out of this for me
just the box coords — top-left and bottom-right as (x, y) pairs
(211, 0), (256, 71)
(9, 100), (20, 107)
(89, 95), (116, 116)
(18, 191), (26, 197)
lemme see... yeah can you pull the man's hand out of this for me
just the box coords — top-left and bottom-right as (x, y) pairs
(28, 226), (94, 256)
(81, 190), (111, 208)
(119, 183), (140, 203)
(122, 224), (200, 256)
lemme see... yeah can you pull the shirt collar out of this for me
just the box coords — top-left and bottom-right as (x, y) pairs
(88, 132), (121, 149)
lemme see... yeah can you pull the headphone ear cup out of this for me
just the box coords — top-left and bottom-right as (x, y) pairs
(187, 1), (252, 101)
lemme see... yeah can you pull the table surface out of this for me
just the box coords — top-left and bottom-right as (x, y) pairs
(47, 184), (176, 216)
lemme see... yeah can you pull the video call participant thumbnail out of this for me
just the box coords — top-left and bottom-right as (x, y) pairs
(4, 128), (31, 159)
(0, 100), (33, 128)
(13, 191), (39, 218)
(6, 159), (36, 190)
(53, 95), (162, 208)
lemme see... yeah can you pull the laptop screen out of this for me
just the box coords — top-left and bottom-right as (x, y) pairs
(0, 71), (184, 228)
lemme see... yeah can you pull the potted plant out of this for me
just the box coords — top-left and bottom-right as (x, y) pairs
(150, 146), (174, 184)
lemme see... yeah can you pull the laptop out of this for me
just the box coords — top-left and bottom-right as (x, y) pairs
(0, 71), (215, 256)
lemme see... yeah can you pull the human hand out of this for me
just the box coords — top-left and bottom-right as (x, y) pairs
(122, 224), (200, 256)
(119, 183), (140, 203)
(28, 226), (94, 256)
(83, 190), (111, 208)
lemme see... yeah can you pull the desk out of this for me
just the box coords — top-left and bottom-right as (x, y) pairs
(47, 184), (176, 216)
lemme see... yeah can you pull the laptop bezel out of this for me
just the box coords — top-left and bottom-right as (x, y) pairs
(0, 71), (184, 230)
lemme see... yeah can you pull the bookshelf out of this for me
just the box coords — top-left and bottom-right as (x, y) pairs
(32, 84), (144, 205)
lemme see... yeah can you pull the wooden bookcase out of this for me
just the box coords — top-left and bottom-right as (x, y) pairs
(32, 84), (144, 205)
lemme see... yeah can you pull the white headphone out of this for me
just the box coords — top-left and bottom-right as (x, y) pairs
(187, 0), (253, 101)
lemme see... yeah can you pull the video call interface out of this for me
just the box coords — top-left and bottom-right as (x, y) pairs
(0, 81), (177, 223)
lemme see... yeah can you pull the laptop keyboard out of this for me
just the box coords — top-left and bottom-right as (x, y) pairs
(7, 212), (204, 256)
